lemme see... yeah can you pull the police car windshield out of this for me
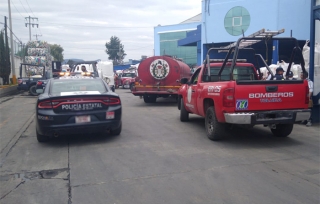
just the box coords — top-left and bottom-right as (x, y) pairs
(50, 79), (107, 96)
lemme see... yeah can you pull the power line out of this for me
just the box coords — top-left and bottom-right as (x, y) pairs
(25, 0), (36, 17)
(25, 16), (39, 41)
(24, 0), (42, 35)
(1, 16), (152, 28)
(10, 0), (25, 18)
(18, 0), (30, 15)
(33, 34), (42, 40)
(6, 23), (22, 43)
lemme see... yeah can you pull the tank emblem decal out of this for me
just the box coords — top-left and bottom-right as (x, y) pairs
(150, 59), (170, 79)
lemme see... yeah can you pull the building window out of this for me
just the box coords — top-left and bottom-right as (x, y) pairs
(232, 17), (242, 27)
(224, 6), (250, 36)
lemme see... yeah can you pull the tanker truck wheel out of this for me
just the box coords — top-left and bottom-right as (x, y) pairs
(270, 124), (293, 137)
(144, 95), (156, 103)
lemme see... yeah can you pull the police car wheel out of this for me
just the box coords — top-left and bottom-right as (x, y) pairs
(36, 130), (49, 142)
(111, 122), (122, 136)
(29, 85), (38, 96)
(271, 124), (293, 137)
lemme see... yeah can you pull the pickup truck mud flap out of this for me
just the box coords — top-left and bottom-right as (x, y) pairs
(224, 109), (310, 125)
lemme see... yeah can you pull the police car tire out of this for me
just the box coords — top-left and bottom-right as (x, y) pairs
(180, 98), (189, 122)
(36, 130), (49, 142)
(271, 124), (293, 137)
(29, 85), (38, 96)
(205, 107), (224, 141)
(112, 122), (122, 136)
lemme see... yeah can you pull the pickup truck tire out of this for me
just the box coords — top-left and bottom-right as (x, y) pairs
(180, 99), (189, 121)
(205, 107), (225, 141)
(271, 124), (293, 137)
(36, 130), (49, 142)
(29, 85), (38, 96)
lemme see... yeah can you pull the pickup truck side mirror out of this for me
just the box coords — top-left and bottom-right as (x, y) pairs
(180, 78), (189, 84)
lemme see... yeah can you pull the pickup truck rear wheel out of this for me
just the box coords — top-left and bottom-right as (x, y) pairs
(205, 107), (225, 141)
(29, 85), (38, 96)
(180, 98), (189, 121)
(271, 124), (293, 137)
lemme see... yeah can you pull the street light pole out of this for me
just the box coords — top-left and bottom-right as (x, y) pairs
(7, 0), (16, 84)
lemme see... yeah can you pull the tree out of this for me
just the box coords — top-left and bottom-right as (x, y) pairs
(0, 31), (11, 84)
(50, 44), (64, 61)
(105, 36), (126, 65)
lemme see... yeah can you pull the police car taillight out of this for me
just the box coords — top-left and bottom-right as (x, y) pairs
(18, 79), (23, 84)
(223, 88), (235, 107)
(38, 100), (52, 109)
(103, 98), (120, 105)
(37, 81), (43, 85)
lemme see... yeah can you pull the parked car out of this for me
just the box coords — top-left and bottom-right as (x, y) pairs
(35, 76), (122, 142)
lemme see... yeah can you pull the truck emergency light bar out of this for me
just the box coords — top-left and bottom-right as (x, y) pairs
(221, 28), (285, 49)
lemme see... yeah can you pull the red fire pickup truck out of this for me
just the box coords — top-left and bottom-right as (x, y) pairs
(178, 37), (311, 141)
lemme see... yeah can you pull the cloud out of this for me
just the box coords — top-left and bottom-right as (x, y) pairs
(0, 0), (201, 61)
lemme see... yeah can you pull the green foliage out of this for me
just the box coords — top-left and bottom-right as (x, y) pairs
(0, 31), (11, 84)
(50, 44), (64, 61)
(105, 36), (126, 65)
(16, 45), (28, 58)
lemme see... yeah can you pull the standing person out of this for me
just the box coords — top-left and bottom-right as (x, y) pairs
(266, 71), (272, 80)
(287, 71), (297, 80)
(300, 71), (314, 126)
(273, 67), (285, 80)
(81, 65), (88, 72)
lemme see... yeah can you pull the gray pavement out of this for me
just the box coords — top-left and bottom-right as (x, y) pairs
(0, 89), (319, 204)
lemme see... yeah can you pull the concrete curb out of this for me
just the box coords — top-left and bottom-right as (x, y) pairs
(0, 85), (19, 98)
(0, 113), (35, 166)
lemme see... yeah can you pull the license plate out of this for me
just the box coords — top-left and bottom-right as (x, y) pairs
(23, 82), (26, 84)
(75, 115), (91, 123)
(106, 111), (115, 119)
(124, 85), (130, 88)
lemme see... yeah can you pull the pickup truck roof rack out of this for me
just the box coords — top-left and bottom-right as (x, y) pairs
(220, 28), (285, 49)
(204, 59), (247, 63)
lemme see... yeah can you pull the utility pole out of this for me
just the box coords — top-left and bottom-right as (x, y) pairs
(25, 16), (38, 41)
(8, 0), (16, 84)
(33, 34), (42, 40)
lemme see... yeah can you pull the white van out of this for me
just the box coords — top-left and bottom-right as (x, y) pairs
(97, 61), (115, 92)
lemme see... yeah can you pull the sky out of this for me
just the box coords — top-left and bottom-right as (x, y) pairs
(0, 0), (202, 61)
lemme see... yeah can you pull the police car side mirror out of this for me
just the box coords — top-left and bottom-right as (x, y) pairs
(180, 78), (189, 84)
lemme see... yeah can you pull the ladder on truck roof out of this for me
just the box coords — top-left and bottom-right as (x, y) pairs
(221, 28), (285, 49)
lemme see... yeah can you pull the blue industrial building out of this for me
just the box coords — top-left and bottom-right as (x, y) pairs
(154, 0), (320, 122)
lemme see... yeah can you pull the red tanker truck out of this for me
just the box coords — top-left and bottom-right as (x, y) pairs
(131, 56), (191, 103)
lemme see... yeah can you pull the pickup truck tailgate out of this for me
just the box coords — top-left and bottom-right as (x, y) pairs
(234, 80), (308, 111)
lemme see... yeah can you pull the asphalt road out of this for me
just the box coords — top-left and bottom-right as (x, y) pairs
(0, 89), (319, 204)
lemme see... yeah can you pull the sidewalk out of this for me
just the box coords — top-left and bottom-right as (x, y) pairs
(0, 85), (20, 98)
